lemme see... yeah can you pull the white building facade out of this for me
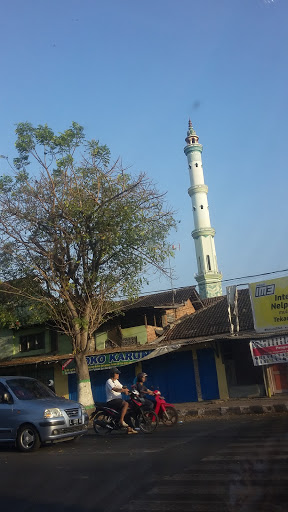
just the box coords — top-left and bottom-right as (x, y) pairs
(184, 120), (222, 298)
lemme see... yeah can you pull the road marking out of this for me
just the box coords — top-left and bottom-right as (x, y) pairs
(163, 472), (288, 480)
(202, 455), (288, 460)
(124, 501), (227, 511)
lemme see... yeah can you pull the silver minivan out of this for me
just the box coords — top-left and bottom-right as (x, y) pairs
(0, 376), (89, 452)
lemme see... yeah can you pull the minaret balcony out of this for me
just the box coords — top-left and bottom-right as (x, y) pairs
(184, 143), (203, 156)
(188, 184), (208, 197)
(192, 227), (215, 239)
(194, 271), (223, 282)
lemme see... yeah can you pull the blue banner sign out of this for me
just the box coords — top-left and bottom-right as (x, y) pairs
(62, 349), (152, 374)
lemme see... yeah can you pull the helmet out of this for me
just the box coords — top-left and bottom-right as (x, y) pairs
(137, 372), (147, 382)
(110, 368), (121, 378)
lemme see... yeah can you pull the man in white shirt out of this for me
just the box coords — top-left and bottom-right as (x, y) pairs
(105, 368), (137, 433)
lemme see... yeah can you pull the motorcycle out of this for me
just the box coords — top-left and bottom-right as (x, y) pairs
(92, 389), (158, 435)
(152, 390), (179, 426)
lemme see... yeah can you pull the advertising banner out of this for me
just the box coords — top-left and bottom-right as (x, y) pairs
(249, 277), (288, 333)
(62, 349), (152, 374)
(250, 336), (288, 366)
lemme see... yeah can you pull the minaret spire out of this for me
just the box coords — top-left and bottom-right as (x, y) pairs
(184, 121), (222, 298)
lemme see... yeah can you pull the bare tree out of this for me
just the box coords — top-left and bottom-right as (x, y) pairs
(0, 122), (176, 408)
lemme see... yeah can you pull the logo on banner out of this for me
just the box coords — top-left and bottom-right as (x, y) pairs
(250, 337), (288, 366)
(62, 350), (152, 374)
(255, 283), (275, 297)
(249, 277), (288, 333)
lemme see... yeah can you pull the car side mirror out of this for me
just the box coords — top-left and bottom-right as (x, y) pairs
(3, 392), (13, 404)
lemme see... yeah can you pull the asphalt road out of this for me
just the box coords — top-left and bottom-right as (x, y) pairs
(0, 414), (288, 512)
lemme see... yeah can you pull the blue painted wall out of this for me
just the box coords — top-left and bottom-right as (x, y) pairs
(142, 351), (198, 403)
(68, 349), (212, 404)
(68, 364), (135, 403)
(197, 348), (219, 400)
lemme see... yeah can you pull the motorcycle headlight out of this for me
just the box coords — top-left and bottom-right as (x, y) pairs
(44, 408), (62, 419)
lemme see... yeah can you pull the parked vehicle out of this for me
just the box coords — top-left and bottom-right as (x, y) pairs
(153, 390), (178, 426)
(0, 376), (89, 452)
(92, 388), (158, 435)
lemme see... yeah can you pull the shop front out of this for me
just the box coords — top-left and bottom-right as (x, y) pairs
(250, 335), (288, 396)
(64, 345), (223, 404)
(221, 339), (265, 398)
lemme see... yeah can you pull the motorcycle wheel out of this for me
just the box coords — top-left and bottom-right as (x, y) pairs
(161, 406), (178, 426)
(138, 410), (159, 433)
(93, 411), (113, 435)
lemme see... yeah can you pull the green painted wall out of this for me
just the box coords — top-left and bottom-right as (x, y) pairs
(122, 325), (147, 345)
(0, 328), (15, 359)
(0, 326), (73, 360)
(95, 325), (147, 350)
(12, 327), (49, 358)
(95, 332), (107, 351)
(57, 333), (73, 354)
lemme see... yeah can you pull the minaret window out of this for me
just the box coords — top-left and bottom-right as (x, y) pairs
(189, 164), (192, 169)
(193, 206), (196, 211)
(192, 138), (195, 143)
(200, 205), (203, 209)
(206, 255), (211, 271)
(195, 163), (198, 167)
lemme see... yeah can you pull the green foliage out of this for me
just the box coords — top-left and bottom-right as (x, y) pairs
(0, 278), (50, 329)
(0, 121), (176, 351)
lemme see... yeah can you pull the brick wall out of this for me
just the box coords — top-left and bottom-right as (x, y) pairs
(146, 325), (157, 343)
(165, 300), (195, 324)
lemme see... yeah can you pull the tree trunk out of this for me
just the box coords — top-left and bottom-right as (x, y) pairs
(75, 353), (95, 412)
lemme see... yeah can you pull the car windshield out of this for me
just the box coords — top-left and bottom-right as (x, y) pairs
(7, 379), (56, 400)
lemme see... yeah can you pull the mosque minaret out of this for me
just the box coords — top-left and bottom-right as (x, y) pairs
(184, 120), (222, 298)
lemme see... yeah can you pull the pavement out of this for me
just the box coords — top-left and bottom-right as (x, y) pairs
(175, 394), (288, 420)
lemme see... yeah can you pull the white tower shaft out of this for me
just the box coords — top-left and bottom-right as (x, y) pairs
(184, 120), (222, 298)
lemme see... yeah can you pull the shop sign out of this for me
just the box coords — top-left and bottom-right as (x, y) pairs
(62, 349), (152, 374)
(250, 336), (288, 366)
(62, 358), (73, 370)
(249, 277), (288, 333)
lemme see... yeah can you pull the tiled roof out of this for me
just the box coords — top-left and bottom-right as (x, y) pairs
(164, 288), (254, 341)
(124, 286), (200, 310)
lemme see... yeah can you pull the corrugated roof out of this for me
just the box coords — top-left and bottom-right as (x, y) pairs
(124, 286), (201, 310)
(164, 289), (254, 341)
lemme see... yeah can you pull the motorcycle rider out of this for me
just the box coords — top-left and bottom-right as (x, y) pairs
(135, 372), (154, 410)
(105, 368), (137, 434)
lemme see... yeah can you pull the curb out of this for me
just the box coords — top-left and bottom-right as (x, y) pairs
(181, 403), (288, 419)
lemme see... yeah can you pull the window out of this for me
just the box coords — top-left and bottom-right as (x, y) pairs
(206, 255), (211, 271)
(195, 163), (198, 167)
(200, 205), (203, 209)
(192, 138), (195, 143)
(189, 164), (191, 169)
(7, 378), (54, 400)
(19, 332), (45, 352)
(193, 206), (196, 211)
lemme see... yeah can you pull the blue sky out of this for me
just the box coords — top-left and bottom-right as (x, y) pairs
(0, 0), (287, 295)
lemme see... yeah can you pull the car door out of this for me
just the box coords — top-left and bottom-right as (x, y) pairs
(0, 382), (16, 441)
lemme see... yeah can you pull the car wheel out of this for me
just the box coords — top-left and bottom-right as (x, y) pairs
(16, 424), (41, 452)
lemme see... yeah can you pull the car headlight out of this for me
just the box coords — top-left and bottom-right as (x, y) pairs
(44, 408), (62, 419)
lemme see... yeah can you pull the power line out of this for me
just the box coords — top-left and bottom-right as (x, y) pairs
(137, 267), (288, 297)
